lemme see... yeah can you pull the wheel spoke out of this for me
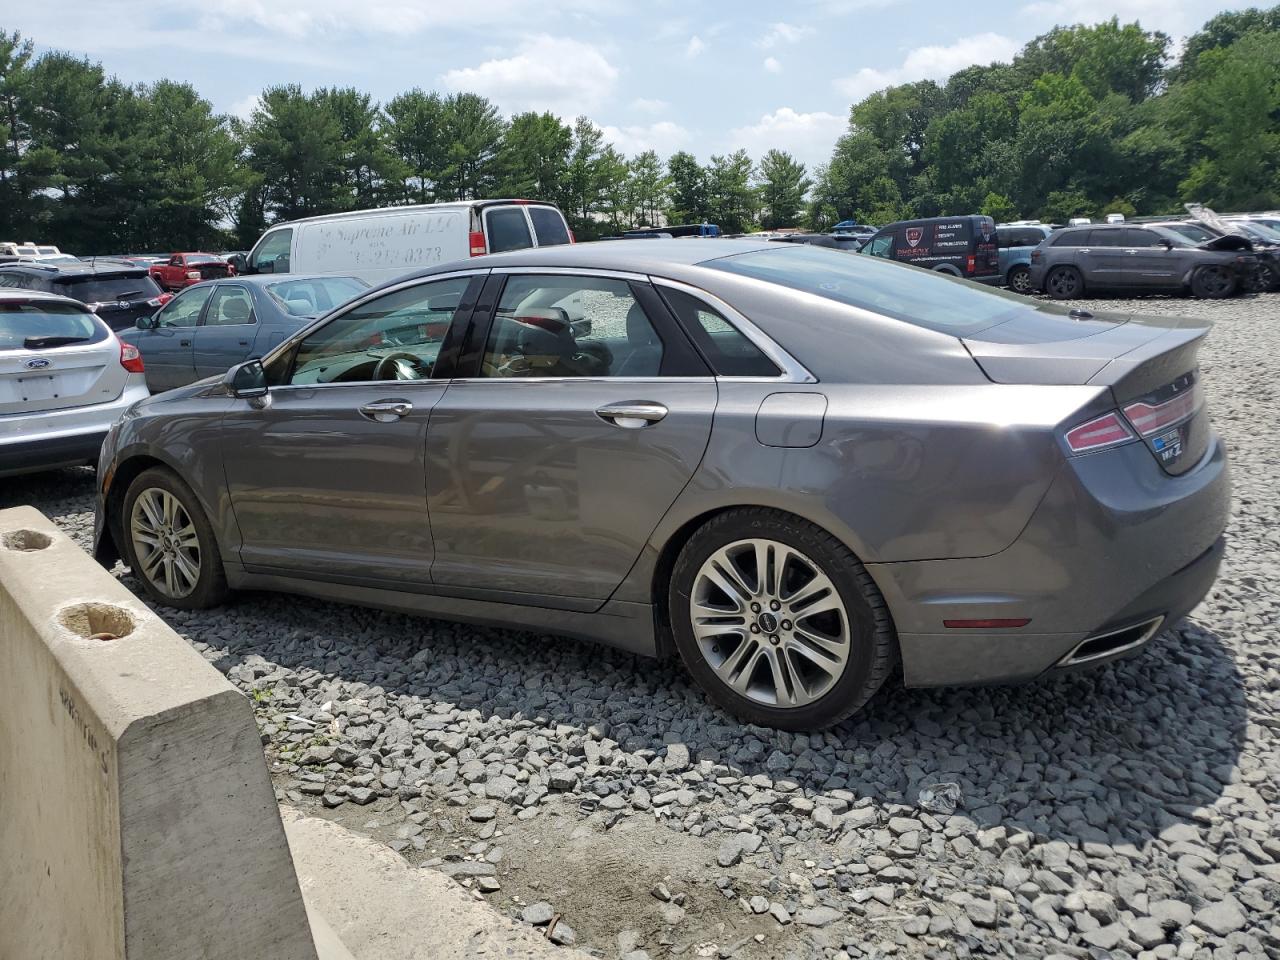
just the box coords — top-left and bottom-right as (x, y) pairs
(172, 550), (200, 591)
(763, 647), (798, 706)
(789, 626), (847, 663)
(173, 523), (200, 550)
(137, 491), (164, 532)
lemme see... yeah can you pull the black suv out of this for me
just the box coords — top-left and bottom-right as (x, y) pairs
(1029, 224), (1257, 299)
(0, 262), (167, 331)
(860, 216), (1001, 284)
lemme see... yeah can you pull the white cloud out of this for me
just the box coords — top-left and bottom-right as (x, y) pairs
(686, 35), (706, 58)
(228, 94), (262, 121)
(834, 32), (1020, 101)
(757, 22), (814, 48)
(1023, 0), (1201, 39)
(599, 120), (691, 157)
(631, 97), (668, 115)
(440, 36), (618, 115)
(729, 107), (845, 170)
(763, 56), (783, 74)
(210, 0), (610, 37)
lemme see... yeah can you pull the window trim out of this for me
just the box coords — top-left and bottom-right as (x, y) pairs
(651, 277), (816, 383)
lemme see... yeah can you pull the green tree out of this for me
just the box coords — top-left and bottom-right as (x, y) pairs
(316, 87), (397, 208)
(666, 150), (708, 224)
(626, 150), (668, 226)
(382, 89), (446, 203)
(1014, 73), (1114, 215)
(704, 149), (756, 233)
(1175, 5), (1280, 79)
(437, 92), (505, 200)
(1016, 19), (1169, 102)
(243, 84), (345, 222)
(0, 30), (35, 238)
(756, 149), (810, 228)
(979, 192), (1018, 222)
(497, 111), (571, 203)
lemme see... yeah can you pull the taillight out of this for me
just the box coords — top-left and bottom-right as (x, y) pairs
(146, 293), (172, 308)
(1122, 384), (1201, 437)
(119, 340), (144, 373)
(1064, 412), (1134, 453)
(568, 228), (576, 244)
(469, 231), (487, 257)
(1031, 250), (1041, 263)
(965, 255), (976, 273)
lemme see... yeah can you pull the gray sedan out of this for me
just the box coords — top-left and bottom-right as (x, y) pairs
(93, 240), (1229, 730)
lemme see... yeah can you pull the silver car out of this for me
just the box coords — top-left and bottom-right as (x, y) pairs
(93, 240), (1229, 730)
(2, 290), (149, 478)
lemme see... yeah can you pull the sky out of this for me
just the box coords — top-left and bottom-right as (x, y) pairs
(7, 0), (1256, 172)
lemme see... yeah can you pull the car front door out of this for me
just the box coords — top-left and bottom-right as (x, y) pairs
(425, 270), (717, 606)
(220, 273), (484, 585)
(1124, 228), (1180, 289)
(193, 283), (258, 379)
(133, 285), (208, 390)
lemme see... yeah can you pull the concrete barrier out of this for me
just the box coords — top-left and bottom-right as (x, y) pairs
(0, 506), (318, 960)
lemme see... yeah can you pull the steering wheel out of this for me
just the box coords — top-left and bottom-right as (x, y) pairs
(373, 351), (429, 381)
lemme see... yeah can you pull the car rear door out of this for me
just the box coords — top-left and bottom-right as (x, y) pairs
(220, 272), (485, 586)
(1077, 229), (1128, 287)
(425, 269), (716, 607)
(193, 283), (258, 379)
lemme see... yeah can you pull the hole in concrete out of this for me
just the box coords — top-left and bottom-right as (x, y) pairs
(57, 603), (137, 642)
(2, 529), (53, 552)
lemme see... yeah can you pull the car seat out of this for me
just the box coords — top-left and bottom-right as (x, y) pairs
(614, 303), (662, 376)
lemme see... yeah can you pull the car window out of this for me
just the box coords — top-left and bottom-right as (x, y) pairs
(1166, 224), (1214, 243)
(660, 287), (780, 377)
(485, 208), (534, 253)
(529, 207), (571, 246)
(55, 274), (163, 304)
(205, 286), (256, 326)
(1085, 230), (1126, 247)
(251, 229), (292, 274)
(289, 276), (470, 385)
(156, 286), (212, 327)
(0, 272), (30, 289)
(480, 275), (663, 379)
(864, 234), (892, 258)
(1052, 231), (1088, 247)
(267, 277), (367, 315)
(706, 244), (1042, 336)
(0, 300), (106, 349)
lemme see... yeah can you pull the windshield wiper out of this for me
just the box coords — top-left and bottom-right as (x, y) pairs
(24, 335), (92, 349)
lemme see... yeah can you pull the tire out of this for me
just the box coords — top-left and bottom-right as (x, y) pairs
(121, 466), (228, 609)
(1045, 265), (1084, 299)
(668, 508), (896, 731)
(1190, 265), (1237, 299)
(1257, 262), (1280, 293)
(1006, 265), (1032, 295)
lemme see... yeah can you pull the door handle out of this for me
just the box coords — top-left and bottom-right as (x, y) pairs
(238, 339), (249, 345)
(358, 399), (413, 422)
(596, 401), (668, 428)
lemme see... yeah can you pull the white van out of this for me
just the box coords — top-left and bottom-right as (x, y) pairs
(231, 200), (574, 287)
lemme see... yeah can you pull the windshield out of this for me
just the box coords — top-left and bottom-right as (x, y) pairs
(0, 300), (106, 349)
(267, 277), (367, 315)
(53, 274), (162, 304)
(185, 254), (221, 264)
(1150, 227), (1198, 248)
(1234, 221), (1280, 242)
(1164, 223), (1216, 243)
(703, 244), (1036, 335)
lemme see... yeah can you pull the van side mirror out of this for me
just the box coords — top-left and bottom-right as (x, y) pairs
(223, 359), (268, 398)
(228, 253), (249, 274)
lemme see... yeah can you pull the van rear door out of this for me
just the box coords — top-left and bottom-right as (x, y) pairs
(479, 202), (574, 255)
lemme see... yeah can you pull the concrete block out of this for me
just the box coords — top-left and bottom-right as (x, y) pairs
(0, 506), (317, 960)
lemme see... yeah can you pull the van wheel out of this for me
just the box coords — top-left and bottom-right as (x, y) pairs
(1190, 265), (1236, 299)
(1045, 266), (1084, 299)
(668, 508), (897, 731)
(1006, 266), (1032, 294)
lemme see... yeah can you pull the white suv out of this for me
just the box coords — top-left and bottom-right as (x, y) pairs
(1, 290), (149, 478)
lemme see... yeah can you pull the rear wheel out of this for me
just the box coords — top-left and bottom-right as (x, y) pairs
(1006, 265), (1032, 294)
(669, 509), (896, 730)
(1045, 266), (1084, 299)
(121, 467), (227, 609)
(1190, 265), (1236, 299)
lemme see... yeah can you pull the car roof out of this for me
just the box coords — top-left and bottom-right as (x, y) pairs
(0, 288), (94, 310)
(269, 199), (563, 229)
(0, 261), (150, 277)
(417, 238), (777, 279)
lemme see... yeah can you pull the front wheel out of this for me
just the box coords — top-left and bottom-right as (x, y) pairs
(1190, 265), (1237, 299)
(121, 466), (228, 609)
(669, 509), (896, 730)
(1045, 265), (1084, 299)
(1006, 265), (1033, 295)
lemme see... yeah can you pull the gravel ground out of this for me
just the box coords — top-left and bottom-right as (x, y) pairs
(6, 292), (1278, 960)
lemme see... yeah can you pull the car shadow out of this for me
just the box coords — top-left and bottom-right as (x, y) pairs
(145, 576), (1245, 851)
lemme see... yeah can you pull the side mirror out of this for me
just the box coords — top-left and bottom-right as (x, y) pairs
(1159, 239), (1173, 250)
(223, 359), (268, 399)
(228, 253), (249, 274)
(136, 316), (156, 330)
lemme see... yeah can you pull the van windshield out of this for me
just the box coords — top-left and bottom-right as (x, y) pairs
(703, 245), (1037, 335)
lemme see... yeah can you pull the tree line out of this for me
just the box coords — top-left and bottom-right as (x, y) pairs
(1, 7), (1277, 254)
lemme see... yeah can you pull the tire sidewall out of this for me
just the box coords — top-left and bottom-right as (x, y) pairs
(669, 511), (886, 730)
(1191, 265), (1236, 299)
(121, 467), (225, 609)
(1047, 266), (1082, 299)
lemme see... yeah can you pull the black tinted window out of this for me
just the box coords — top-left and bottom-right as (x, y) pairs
(529, 207), (571, 246)
(660, 287), (780, 377)
(54, 275), (162, 303)
(1087, 229), (1126, 247)
(486, 208), (533, 253)
(1052, 231), (1089, 247)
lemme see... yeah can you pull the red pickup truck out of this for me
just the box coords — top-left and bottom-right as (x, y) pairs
(148, 253), (234, 291)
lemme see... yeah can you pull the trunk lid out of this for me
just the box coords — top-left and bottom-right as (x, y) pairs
(963, 307), (1212, 475)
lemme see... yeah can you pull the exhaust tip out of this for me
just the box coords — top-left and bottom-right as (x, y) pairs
(1057, 616), (1165, 668)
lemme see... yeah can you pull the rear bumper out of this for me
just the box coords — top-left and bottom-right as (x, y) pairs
(872, 434), (1230, 686)
(0, 379), (148, 478)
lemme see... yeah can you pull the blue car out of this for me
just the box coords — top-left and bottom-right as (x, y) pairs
(122, 274), (367, 392)
(996, 224), (1054, 294)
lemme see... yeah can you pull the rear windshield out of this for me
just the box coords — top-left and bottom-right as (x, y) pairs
(0, 300), (107, 350)
(267, 276), (368, 315)
(530, 207), (571, 246)
(487, 208), (534, 253)
(53, 274), (162, 304)
(703, 244), (1034, 335)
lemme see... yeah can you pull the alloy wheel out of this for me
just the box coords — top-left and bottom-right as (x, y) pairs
(129, 487), (202, 599)
(1008, 268), (1032, 294)
(1048, 268), (1079, 297)
(1198, 266), (1232, 296)
(689, 538), (851, 708)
